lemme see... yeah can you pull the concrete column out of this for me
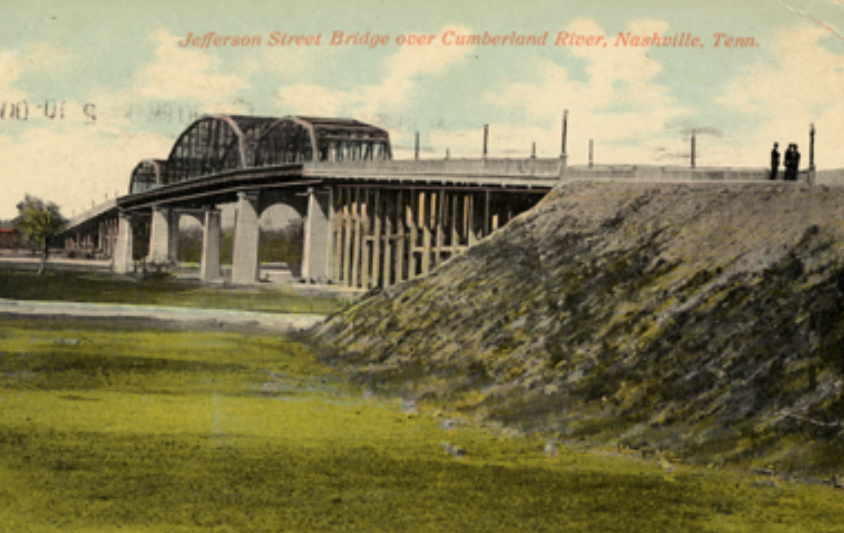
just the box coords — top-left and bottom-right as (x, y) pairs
(395, 190), (405, 284)
(407, 192), (418, 279)
(382, 192), (393, 287)
(342, 188), (353, 286)
(421, 191), (431, 275)
(110, 217), (119, 257)
(148, 206), (174, 264)
(351, 188), (362, 287)
(231, 191), (261, 284)
(452, 193), (460, 252)
(434, 190), (445, 267)
(168, 211), (180, 264)
(465, 193), (476, 246)
(332, 190), (343, 282)
(113, 211), (135, 274)
(301, 187), (332, 283)
(371, 190), (382, 288)
(360, 190), (371, 289)
(200, 208), (221, 282)
(484, 191), (491, 236)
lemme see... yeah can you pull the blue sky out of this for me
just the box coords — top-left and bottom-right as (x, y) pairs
(0, 0), (842, 219)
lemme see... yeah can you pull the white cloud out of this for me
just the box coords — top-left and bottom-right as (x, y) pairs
(487, 18), (678, 118)
(357, 25), (474, 117)
(0, 124), (173, 219)
(0, 29), (265, 219)
(133, 29), (249, 105)
(247, 44), (328, 80)
(273, 25), (474, 122)
(18, 43), (70, 73)
(85, 28), (257, 132)
(716, 25), (844, 167)
(0, 51), (25, 101)
(0, 41), (73, 102)
(458, 18), (692, 163)
(274, 83), (360, 117)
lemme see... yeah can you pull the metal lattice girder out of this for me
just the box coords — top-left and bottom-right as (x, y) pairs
(160, 115), (392, 189)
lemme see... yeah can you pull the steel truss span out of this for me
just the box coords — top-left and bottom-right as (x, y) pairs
(129, 160), (166, 195)
(142, 115), (391, 191)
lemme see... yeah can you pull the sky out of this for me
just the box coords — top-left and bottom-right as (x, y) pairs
(0, 0), (842, 220)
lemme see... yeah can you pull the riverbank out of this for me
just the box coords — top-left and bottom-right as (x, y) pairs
(314, 180), (844, 479)
(0, 265), (353, 315)
(3, 315), (843, 532)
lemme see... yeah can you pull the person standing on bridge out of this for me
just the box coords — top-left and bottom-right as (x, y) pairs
(770, 143), (780, 180)
(791, 144), (801, 181)
(784, 144), (800, 181)
(783, 144), (795, 181)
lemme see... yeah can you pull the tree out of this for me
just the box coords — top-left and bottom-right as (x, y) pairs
(14, 195), (68, 275)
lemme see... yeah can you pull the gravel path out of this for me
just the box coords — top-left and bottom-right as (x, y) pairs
(0, 298), (325, 331)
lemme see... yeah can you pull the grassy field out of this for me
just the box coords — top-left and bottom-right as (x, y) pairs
(0, 267), (347, 315)
(2, 318), (844, 532)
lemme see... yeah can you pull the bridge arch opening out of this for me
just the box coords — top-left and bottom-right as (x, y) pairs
(175, 211), (205, 266)
(257, 202), (305, 282)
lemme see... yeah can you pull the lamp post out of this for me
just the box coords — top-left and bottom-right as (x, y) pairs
(561, 109), (568, 158)
(809, 123), (816, 171)
(691, 129), (696, 169)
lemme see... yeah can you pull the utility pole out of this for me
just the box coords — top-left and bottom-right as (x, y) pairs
(691, 129), (696, 169)
(483, 124), (489, 159)
(561, 109), (568, 158)
(810, 123), (816, 171)
(415, 131), (420, 160)
(589, 139), (594, 168)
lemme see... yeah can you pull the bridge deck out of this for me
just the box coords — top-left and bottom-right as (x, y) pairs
(117, 158), (563, 211)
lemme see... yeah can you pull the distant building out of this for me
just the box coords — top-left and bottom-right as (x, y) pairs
(0, 223), (20, 249)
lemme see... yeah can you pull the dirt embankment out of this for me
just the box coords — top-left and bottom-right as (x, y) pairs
(314, 181), (844, 476)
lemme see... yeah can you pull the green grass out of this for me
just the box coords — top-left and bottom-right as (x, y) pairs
(0, 267), (346, 315)
(2, 319), (844, 532)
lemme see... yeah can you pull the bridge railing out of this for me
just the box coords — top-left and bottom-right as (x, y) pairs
(564, 164), (783, 182)
(815, 168), (844, 186)
(306, 157), (566, 179)
(307, 159), (809, 183)
(65, 198), (118, 231)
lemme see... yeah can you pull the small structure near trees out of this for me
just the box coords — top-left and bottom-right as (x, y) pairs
(0, 222), (20, 249)
(14, 195), (68, 274)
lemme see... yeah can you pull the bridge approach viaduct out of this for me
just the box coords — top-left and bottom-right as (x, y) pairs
(72, 115), (555, 289)
(64, 113), (821, 289)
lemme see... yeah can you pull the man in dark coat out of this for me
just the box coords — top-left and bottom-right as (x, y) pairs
(791, 144), (801, 181)
(770, 142), (780, 180)
(783, 144), (795, 181)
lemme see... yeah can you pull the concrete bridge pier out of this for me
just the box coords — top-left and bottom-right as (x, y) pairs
(113, 211), (135, 274)
(148, 206), (180, 264)
(301, 187), (332, 283)
(99, 217), (119, 258)
(200, 207), (222, 282)
(231, 191), (261, 284)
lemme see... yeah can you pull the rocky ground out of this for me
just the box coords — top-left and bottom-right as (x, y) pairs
(313, 180), (844, 478)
